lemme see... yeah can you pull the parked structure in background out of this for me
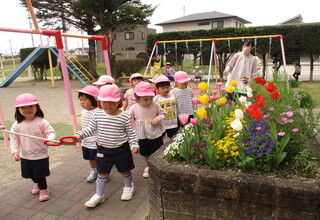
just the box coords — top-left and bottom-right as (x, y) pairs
(156, 11), (251, 32)
(97, 24), (156, 62)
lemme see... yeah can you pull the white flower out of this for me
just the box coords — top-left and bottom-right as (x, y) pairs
(238, 96), (247, 104)
(247, 91), (253, 98)
(234, 109), (244, 120)
(230, 119), (243, 131)
(245, 86), (252, 92)
(244, 101), (252, 109)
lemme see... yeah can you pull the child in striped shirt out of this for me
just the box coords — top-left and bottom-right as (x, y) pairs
(171, 71), (194, 125)
(129, 81), (166, 178)
(74, 85), (139, 208)
(123, 73), (144, 111)
(75, 86), (99, 183)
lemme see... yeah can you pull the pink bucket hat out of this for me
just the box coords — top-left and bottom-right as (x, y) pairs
(75, 86), (99, 99)
(174, 71), (191, 83)
(134, 81), (155, 97)
(129, 73), (144, 82)
(15, 93), (39, 107)
(148, 75), (159, 83)
(98, 85), (121, 102)
(154, 75), (170, 84)
(93, 75), (115, 85)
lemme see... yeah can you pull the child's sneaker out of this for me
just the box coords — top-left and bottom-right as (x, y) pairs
(121, 183), (135, 201)
(142, 167), (149, 178)
(31, 184), (40, 195)
(85, 194), (105, 208)
(39, 189), (50, 202)
(86, 170), (98, 183)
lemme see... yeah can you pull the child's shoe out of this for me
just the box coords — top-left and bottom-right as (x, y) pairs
(31, 184), (40, 195)
(121, 183), (135, 201)
(85, 194), (105, 208)
(39, 189), (50, 202)
(142, 167), (149, 178)
(87, 169), (98, 183)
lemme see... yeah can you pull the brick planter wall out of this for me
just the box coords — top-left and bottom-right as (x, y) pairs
(148, 157), (320, 220)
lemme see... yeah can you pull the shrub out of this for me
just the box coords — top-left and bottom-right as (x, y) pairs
(290, 79), (299, 88)
(300, 91), (314, 109)
(114, 58), (145, 78)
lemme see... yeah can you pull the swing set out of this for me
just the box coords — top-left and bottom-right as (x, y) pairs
(144, 35), (288, 89)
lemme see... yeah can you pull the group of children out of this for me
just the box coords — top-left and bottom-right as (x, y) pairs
(6, 70), (196, 208)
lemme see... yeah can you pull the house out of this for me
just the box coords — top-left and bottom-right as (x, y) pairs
(96, 24), (156, 62)
(277, 14), (304, 25)
(156, 11), (251, 32)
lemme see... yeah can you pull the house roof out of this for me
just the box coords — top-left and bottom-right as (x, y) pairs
(277, 14), (304, 25)
(156, 11), (251, 25)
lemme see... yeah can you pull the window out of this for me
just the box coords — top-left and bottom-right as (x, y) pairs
(236, 22), (238, 27)
(212, 21), (224, 28)
(125, 32), (134, 40)
(198, 21), (210, 26)
(125, 47), (135, 51)
(141, 32), (145, 40)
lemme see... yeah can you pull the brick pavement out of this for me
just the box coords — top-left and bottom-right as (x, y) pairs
(0, 149), (151, 220)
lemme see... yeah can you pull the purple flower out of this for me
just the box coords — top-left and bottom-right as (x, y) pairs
(266, 148), (272, 153)
(257, 150), (264, 157)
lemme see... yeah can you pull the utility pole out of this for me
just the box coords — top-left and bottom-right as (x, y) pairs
(9, 40), (16, 69)
(28, 11), (35, 47)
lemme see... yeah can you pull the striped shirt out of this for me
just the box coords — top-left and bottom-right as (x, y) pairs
(171, 87), (194, 115)
(77, 109), (139, 149)
(80, 109), (98, 149)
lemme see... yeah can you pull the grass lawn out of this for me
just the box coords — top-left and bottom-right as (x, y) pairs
(293, 81), (320, 108)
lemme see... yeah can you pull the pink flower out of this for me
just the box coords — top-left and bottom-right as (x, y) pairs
(280, 117), (288, 124)
(192, 98), (200, 105)
(263, 114), (270, 119)
(292, 128), (299, 132)
(220, 88), (226, 93)
(255, 127), (262, 130)
(210, 96), (218, 101)
(178, 113), (189, 125)
(190, 118), (198, 126)
(286, 111), (294, 117)
(202, 130), (207, 135)
(216, 82), (223, 87)
(278, 131), (286, 136)
(285, 105), (292, 109)
(199, 154), (204, 159)
(287, 119), (294, 123)
(211, 90), (218, 95)
(269, 107), (275, 111)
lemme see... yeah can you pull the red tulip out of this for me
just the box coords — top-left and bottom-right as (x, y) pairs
(190, 118), (198, 126)
(254, 77), (263, 84)
(260, 78), (267, 85)
(255, 94), (265, 102)
(265, 83), (277, 92)
(270, 91), (280, 100)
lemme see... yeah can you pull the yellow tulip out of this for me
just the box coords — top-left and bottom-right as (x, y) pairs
(196, 107), (207, 119)
(230, 80), (238, 87)
(216, 97), (227, 105)
(226, 86), (235, 93)
(198, 94), (210, 105)
(198, 82), (208, 92)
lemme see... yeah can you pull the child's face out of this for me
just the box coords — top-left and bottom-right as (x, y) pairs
(166, 65), (171, 69)
(177, 81), (188, 89)
(79, 95), (94, 110)
(132, 78), (143, 87)
(100, 101), (120, 115)
(157, 85), (171, 96)
(137, 96), (154, 107)
(18, 105), (37, 121)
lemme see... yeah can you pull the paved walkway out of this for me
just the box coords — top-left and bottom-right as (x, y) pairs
(0, 149), (151, 220)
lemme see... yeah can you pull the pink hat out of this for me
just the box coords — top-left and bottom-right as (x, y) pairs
(174, 71), (191, 83)
(75, 86), (99, 99)
(148, 75), (160, 83)
(98, 85), (121, 102)
(129, 73), (144, 82)
(134, 81), (155, 97)
(93, 75), (115, 85)
(154, 75), (170, 84)
(15, 93), (39, 107)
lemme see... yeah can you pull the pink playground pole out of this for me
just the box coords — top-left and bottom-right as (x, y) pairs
(0, 101), (9, 148)
(144, 42), (158, 76)
(92, 35), (111, 76)
(42, 30), (78, 136)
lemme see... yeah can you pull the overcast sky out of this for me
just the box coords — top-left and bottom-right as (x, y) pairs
(0, 0), (319, 55)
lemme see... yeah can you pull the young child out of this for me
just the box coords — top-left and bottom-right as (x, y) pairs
(129, 81), (166, 178)
(76, 85), (99, 183)
(9, 93), (56, 202)
(292, 61), (301, 81)
(163, 62), (175, 81)
(191, 66), (204, 83)
(74, 85), (139, 208)
(153, 76), (179, 138)
(123, 73), (144, 111)
(93, 75), (115, 88)
(171, 71), (194, 125)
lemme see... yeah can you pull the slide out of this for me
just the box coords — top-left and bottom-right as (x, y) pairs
(0, 46), (46, 87)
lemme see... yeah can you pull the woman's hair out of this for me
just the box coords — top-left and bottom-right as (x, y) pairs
(243, 39), (255, 47)
(15, 104), (44, 123)
(78, 92), (98, 107)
